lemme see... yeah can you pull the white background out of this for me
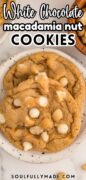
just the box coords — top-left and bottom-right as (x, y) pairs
(0, 0), (86, 180)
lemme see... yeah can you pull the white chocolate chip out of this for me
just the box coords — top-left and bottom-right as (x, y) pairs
(59, 77), (68, 87)
(38, 96), (48, 107)
(38, 72), (48, 79)
(53, 109), (63, 122)
(29, 108), (40, 119)
(23, 142), (32, 151)
(13, 99), (22, 107)
(57, 123), (69, 134)
(35, 72), (48, 80)
(0, 113), (5, 124)
(41, 132), (49, 142)
(30, 126), (43, 135)
(56, 91), (66, 101)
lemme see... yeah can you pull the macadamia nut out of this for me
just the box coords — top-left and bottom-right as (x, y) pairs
(41, 132), (49, 142)
(53, 109), (63, 122)
(30, 126), (43, 135)
(23, 142), (33, 151)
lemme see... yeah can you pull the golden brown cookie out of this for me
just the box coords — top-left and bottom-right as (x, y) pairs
(0, 0), (15, 25)
(0, 0), (6, 24)
(3, 51), (86, 109)
(68, 0), (86, 55)
(0, 77), (81, 152)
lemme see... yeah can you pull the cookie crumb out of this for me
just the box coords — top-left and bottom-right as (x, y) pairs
(57, 172), (66, 180)
(81, 164), (86, 171)
(42, 152), (45, 155)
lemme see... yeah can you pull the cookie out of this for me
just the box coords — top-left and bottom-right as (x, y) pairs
(0, 0), (6, 25)
(0, 0), (15, 25)
(3, 51), (86, 109)
(77, 8), (86, 44)
(68, 0), (86, 55)
(0, 77), (81, 152)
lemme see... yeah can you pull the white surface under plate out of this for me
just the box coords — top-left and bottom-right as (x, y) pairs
(0, 24), (9, 44)
(0, 48), (86, 164)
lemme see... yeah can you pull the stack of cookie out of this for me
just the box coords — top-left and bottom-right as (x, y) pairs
(0, 52), (85, 152)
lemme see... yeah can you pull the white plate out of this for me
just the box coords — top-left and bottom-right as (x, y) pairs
(0, 48), (86, 163)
